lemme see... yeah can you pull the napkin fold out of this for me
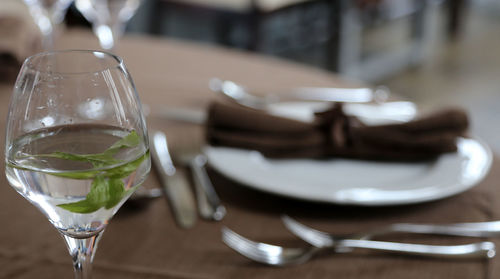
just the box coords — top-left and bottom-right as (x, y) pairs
(0, 1), (42, 82)
(206, 101), (469, 161)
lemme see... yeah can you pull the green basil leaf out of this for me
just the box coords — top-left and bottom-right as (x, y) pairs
(35, 152), (121, 168)
(85, 175), (110, 206)
(57, 199), (101, 214)
(105, 151), (149, 179)
(104, 178), (125, 209)
(105, 130), (141, 155)
(58, 176), (127, 213)
(43, 130), (145, 214)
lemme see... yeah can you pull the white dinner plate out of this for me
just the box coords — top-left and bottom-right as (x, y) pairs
(204, 101), (492, 206)
(205, 138), (492, 206)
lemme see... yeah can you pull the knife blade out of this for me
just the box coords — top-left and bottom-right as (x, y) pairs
(150, 130), (197, 229)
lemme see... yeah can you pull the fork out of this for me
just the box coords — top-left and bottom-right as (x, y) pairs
(221, 227), (495, 266)
(208, 78), (390, 110)
(282, 215), (500, 249)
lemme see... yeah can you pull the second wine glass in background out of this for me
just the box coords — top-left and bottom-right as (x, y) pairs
(23, 0), (73, 49)
(75, 0), (143, 51)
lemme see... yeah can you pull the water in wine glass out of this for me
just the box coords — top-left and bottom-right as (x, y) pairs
(75, 0), (143, 50)
(6, 124), (150, 238)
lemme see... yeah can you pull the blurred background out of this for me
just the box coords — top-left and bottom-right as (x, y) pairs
(66, 0), (500, 153)
(3, 0), (500, 152)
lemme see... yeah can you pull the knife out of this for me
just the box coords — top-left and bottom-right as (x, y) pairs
(150, 130), (197, 229)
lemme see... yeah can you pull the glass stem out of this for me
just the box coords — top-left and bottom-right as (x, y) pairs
(62, 233), (103, 279)
(93, 24), (116, 51)
(93, 21), (126, 51)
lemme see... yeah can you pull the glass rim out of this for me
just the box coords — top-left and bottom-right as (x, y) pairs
(23, 49), (125, 75)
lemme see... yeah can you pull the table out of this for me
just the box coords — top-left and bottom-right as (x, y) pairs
(0, 29), (499, 278)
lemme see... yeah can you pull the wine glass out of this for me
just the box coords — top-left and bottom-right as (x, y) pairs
(23, 0), (74, 49)
(75, 0), (143, 51)
(5, 50), (151, 278)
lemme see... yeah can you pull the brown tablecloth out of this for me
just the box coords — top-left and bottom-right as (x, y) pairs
(0, 29), (499, 278)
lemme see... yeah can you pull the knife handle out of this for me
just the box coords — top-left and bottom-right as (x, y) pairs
(158, 167), (197, 229)
(151, 130), (197, 229)
(190, 154), (226, 221)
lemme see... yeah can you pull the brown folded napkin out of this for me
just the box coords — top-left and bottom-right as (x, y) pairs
(206, 101), (469, 161)
(0, 1), (42, 82)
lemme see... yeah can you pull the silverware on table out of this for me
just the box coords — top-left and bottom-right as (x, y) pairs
(282, 215), (500, 249)
(209, 78), (390, 110)
(171, 142), (226, 221)
(147, 103), (226, 221)
(189, 154), (226, 220)
(222, 227), (495, 266)
(150, 130), (197, 229)
(207, 79), (416, 124)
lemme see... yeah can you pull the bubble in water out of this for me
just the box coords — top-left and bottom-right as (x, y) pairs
(40, 116), (55, 127)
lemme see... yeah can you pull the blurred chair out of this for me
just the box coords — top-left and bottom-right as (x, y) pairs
(147, 0), (338, 70)
(145, 0), (435, 81)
